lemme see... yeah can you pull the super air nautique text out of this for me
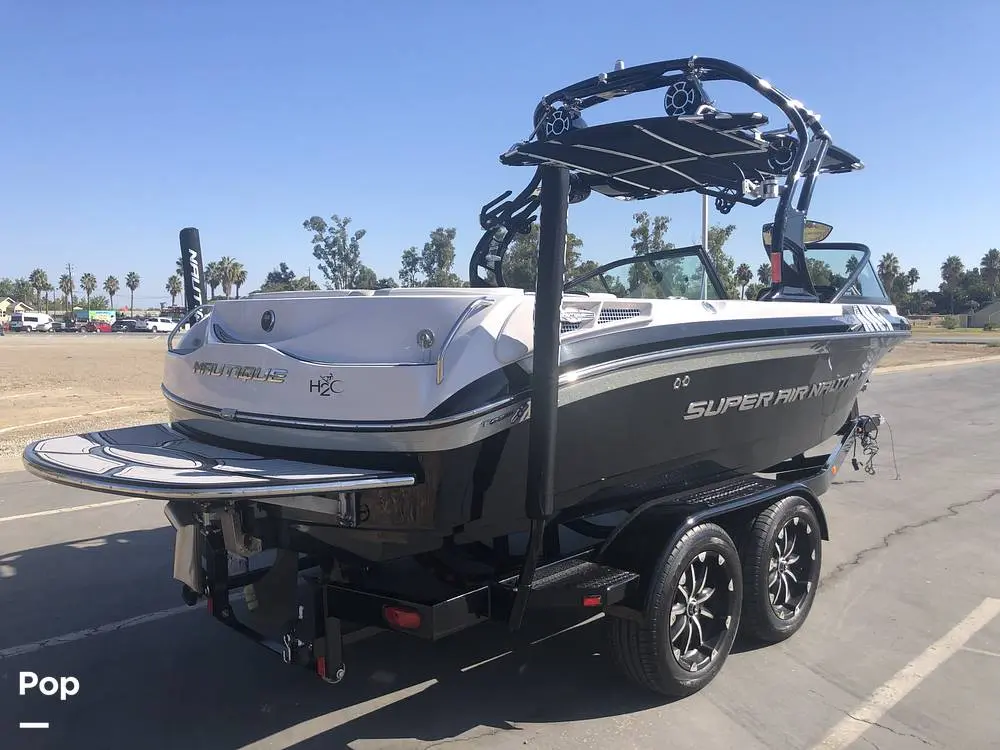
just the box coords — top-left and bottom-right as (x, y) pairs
(193, 361), (288, 383)
(683, 371), (867, 421)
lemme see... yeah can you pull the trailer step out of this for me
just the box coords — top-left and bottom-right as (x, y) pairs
(495, 555), (638, 610)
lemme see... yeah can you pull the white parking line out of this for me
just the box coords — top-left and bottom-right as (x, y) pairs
(0, 404), (154, 434)
(811, 596), (1000, 749)
(0, 599), (383, 662)
(3, 388), (73, 400)
(0, 604), (198, 660)
(0, 497), (140, 523)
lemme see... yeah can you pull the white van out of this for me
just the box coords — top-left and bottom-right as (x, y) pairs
(10, 312), (54, 332)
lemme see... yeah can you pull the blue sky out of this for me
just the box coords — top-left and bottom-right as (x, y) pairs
(3, 1), (998, 306)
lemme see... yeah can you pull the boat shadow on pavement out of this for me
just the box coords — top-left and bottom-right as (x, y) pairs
(2, 525), (687, 750)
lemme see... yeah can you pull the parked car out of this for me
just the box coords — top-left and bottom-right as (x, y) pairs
(10, 312), (55, 332)
(82, 321), (113, 333)
(111, 318), (138, 332)
(135, 316), (178, 333)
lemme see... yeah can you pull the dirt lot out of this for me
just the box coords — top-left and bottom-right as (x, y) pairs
(0, 334), (169, 471)
(1, 332), (998, 472)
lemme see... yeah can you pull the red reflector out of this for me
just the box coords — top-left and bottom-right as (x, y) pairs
(316, 656), (327, 679)
(770, 251), (782, 284)
(383, 605), (422, 630)
(206, 598), (213, 614)
(582, 595), (603, 608)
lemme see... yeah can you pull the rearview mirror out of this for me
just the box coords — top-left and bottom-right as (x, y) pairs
(761, 220), (833, 250)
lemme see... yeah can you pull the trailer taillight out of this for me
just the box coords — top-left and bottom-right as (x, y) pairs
(582, 595), (603, 608)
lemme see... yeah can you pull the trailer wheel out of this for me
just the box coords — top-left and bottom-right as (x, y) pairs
(740, 495), (821, 643)
(607, 523), (742, 697)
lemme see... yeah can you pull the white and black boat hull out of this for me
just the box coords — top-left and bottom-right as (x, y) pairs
(23, 292), (909, 563)
(143, 327), (901, 559)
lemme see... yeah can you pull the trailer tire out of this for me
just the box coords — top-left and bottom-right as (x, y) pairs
(740, 495), (821, 643)
(606, 522), (742, 697)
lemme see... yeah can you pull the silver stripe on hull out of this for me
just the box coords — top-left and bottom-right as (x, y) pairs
(165, 330), (907, 454)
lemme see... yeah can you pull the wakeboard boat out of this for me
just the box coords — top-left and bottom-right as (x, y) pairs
(21, 55), (909, 696)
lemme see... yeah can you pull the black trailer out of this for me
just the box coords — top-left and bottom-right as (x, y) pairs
(174, 411), (883, 697)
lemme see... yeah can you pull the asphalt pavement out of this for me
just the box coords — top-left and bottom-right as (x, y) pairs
(1, 360), (999, 749)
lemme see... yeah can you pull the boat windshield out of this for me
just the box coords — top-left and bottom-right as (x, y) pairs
(803, 244), (890, 303)
(564, 246), (725, 300)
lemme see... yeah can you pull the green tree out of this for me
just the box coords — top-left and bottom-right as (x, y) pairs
(104, 275), (120, 309)
(940, 255), (964, 313)
(397, 227), (465, 287)
(626, 211), (676, 294)
(757, 262), (771, 286)
(216, 256), (237, 298)
(3, 278), (33, 306)
(44, 282), (54, 311)
(488, 223), (587, 291)
(204, 261), (222, 298)
(125, 271), (140, 312)
(877, 253), (901, 300)
(166, 275), (182, 306)
(303, 214), (377, 290)
(258, 263), (321, 293)
(980, 248), (1000, 298)
(58, 273), (75, 309)
(28, 269), (48, 308)
(735, 262), (753, 299)
(706, 224), (738, 297)
(80, 272), (97, 309)
(232, 264), (248, 298)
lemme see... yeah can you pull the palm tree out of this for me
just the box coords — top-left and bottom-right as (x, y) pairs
(103, 275), (120, 309)
(940, 255), (964, 314)
(906, 267), (920, 291)
(28, 268), (48, 309)
(757, 262), (771, 286)
(877, 253), (901, 297)
(204, 261), (222, 298)
(125, 271), (141, 313)
(980, 248), (1000, 299)
(217, 256), (236, 298)
(43, 282), (54, 312)
(735, 263), (752, 299)
(80, 272), (97, 309)
(58, 273), (75, 310)
(166, 275), (182, 306)
(231, 262), (247, 298)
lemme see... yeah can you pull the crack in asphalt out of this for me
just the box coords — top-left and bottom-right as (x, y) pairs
(424, 725), (519, 749)
(843, 709), (935, 746)
(820, 489), (999, 589)
(809, 690), (937, 748)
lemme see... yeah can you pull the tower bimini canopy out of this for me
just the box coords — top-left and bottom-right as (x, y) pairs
(470, 55), (863, 301)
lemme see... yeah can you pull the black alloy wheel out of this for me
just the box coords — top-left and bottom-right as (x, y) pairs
(606, 522), (742, 697)
(740, 495), (822, 643)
